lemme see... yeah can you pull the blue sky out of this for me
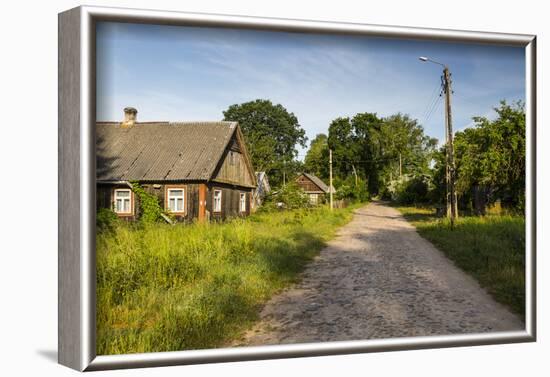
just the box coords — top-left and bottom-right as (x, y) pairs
(96, 22), (525, 157)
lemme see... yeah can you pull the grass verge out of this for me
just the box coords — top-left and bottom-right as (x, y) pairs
(396, 206), (525, 319)
(97, 204), (362, 355)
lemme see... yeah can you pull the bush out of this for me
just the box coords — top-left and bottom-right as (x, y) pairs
(262, 183), (310, 210)
(389, 175), (430, 204)
(97, 207), (119, 233)
(130, 182), (165, 224)
(335, 176), (369, 202)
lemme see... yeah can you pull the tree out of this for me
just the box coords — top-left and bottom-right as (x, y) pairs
(382, 114), (438, 179)
(453, 101), (525, 212)
(350, 112), (385, 194)
(223, 99), (307, 186)
(327, 117), (359, 179)
(304, 134), (329, 180)
(326, 112), (435, 196)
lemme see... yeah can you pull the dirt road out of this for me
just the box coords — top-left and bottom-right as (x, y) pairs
(237, 201), (523, 346)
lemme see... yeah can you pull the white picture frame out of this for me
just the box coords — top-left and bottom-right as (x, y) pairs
(58, 5), (536, 371)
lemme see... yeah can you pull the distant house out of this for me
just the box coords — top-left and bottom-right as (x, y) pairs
(251, 171), (271, 211)
(96, 107), (257, 222)
(295, 173), (335, 205)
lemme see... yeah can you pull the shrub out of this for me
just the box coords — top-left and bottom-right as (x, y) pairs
(130, 182), (165, 224)
(389, 175), (430, 204)
(262, 183), (310, 210)
(335, 176), (369, 202)
(96, 207), (119, 233)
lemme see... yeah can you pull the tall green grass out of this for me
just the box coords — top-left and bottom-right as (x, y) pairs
(397, 206), (525, 318)
(97, 205), (360, 355)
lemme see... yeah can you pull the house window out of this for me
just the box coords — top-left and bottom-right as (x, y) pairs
(309, 193), (318, 205)
(113, 189), (132, 214)
(213, 189), (222, 213)
(239, 193), (246, 212)
(167, 188), (185, 213)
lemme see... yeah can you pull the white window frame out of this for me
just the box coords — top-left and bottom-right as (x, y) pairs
(309, 193), (318, 205)
(239, 192), (247, 212)
(213, 189), (222, 213)
(113, 188), (133, 215)
(166, 187), (186, 214)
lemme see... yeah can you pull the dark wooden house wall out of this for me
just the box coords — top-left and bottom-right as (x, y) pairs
(97, 184), (138, 222)
(212, 136), (255, 187)
(97, 182), (252, 223)
(206, 183), (252, 220)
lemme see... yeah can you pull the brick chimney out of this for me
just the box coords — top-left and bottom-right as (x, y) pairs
(121, 107), (138, 128)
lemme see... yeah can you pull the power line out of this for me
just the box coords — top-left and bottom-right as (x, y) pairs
(424, 95), (443, 125)
(421, 81), (443, 121)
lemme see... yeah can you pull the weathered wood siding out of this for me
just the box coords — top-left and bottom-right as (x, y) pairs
(97, 181), (251, 222)
(296, 174), (324, 193)
(97, 184), (139, 221)
(213, 136), (254, 187)
(206, 183), (252, 220)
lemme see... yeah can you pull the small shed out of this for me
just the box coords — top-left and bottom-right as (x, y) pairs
(295, 173), (335, 205)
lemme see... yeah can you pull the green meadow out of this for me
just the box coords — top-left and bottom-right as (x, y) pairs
(96, 205), (360, 355)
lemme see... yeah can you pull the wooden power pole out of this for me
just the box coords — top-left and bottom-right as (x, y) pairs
(329, 149), (334, 210)
(399, 152), (403, 179)
(282, 159), (286, 187)
(351, 164), (358, 187)
(443, 66), (458, 226)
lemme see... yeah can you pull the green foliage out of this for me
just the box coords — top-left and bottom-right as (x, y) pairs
(223, 99), (307, 187)
(303, 134), (329, 180)
(334, 176), (370, 202)
(390, 176), (430, 205)
(130, 182), (164, 224)
(97, 207), (119, 233)
(328, 113), (436, 196)
(262, 182), (310, 210)
(397, 206), (525, 318)
(453, 101), (525, 211)
(96, 205), (360, 354)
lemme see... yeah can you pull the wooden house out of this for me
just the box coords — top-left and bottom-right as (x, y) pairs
(295, 173), (335, 205)
(96, 107), (256, 222)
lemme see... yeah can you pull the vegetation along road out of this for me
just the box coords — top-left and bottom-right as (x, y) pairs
(237, 201), (523, 346)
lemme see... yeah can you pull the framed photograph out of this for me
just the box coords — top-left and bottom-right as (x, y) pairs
(58, 5), (536, 371)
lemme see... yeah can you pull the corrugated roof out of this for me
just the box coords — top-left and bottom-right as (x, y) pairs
(96, 121), (238, 182)
(300, 173), (335, 193)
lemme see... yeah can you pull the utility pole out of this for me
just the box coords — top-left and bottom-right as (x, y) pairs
(329, 149), (334, 210)
(419, 56), (458, 227)
(443, 66), (458, 226)
(351, 164), (358, 187)
(282, 159), (286, 187)
(399, 152), (403, 178)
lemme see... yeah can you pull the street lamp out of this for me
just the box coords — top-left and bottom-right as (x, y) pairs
(419, 56), (458, 226)
(419, 56), (446, 68)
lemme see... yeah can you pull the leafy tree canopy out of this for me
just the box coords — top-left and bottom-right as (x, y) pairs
(327, 112), (436, 195)
(223, 99), (307, 186)
(453, 100), (525, 210)
(304, 134), (329, 180)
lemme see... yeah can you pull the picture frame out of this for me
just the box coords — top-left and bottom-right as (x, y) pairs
(58, 5), (536, 371)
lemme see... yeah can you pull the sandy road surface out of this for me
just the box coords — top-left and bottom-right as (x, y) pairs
(237, 201), (523, 346)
